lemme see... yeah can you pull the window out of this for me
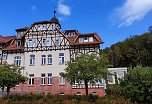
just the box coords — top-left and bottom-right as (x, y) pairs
(59, 53), (64, 64)
(41, 55), (46, 65)
(89, 37), (93, 42)
(17, 40), (21, 47)
(42, 38), (51, 46)
(55, 37), (61, 46)
(46, 38), (51, 46)
(59, 76), (65, 84)
(14, 56), (21, 66)
(41, 74), (46, 85)
(79, 38), (83, 43)
(28, 39), (33, 47)
(48, 54), (52, 64)
(118, 72), (124, 79)
(38, 25), (47, 31)
(47, 73), (52, 85)
(2, 52), (7, 60)
(60, 92), (65, 95)
(42, 38), (47, 46)
(29, 74), (34, 85)
(52, 23), (56, 30)
(108, 75), (114, 83)
(30, 55), (35, 65)
(76, 92), (81, 96)
(28, 39), (36, 47)
(84, 37), (88, 42)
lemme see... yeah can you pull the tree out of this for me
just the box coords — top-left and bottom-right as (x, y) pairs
(0, 62), (28, 96)
(120, 66), (152, 103)
(101, 32), (152, 67)
(60, 54), (109, 96)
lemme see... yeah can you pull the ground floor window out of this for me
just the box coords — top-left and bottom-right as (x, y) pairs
(29, 74), (34, 85)
(47, 73), (52, 85)
(41, 73), (46, 85)
(59, 76), (65, 84)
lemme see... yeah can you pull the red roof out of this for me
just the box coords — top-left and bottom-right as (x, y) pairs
(3, 39), (24, 50)
(0, 35), (16, 43)
(64, 31), (103, 45)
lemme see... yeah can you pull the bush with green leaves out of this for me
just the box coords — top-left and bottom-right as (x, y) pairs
(106, 84), (123, 96)
(121, 66), (152, 103)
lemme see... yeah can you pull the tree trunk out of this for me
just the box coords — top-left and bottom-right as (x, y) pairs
(6, 86), (10, 97)
(84, 79), (88, 96)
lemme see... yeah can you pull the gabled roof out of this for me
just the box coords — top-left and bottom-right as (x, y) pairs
(2, 38), (24, 50)
(0, 35), (16, 43)
(64, 30), (103, 45)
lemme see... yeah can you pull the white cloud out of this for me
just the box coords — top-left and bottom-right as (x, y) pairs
(57, 0), (71, 16)
(114, 0), (152, 27)
(32, 5), (36, 11)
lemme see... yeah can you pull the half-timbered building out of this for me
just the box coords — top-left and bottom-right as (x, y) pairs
(0, 11), (105, 96)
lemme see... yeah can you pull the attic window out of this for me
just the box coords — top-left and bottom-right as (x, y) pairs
(66, 32), (75, 37)
(79, 38), (83, 43)
(17, 40), (21, 47)
(84, 37), (88, 42)
(89, 37), (93, 42)
(38, 25), (47, 31)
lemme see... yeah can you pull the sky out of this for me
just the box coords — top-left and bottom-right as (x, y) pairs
(0, 0), (152, 49)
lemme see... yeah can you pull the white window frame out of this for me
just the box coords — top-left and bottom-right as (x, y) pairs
(59, 76), (65, 85)
(48, 54), (52, 65)
(28, 39), (33, 47)
(41, 55), (46, 65)
(28, 39), (36, 47)
(42, 38), (51, 46)
(59, 53), (64, 64)
(2, 52), (7, 60)
(42, 38), (47, 46)
(47, 73), (52, 85)
(14, 56), (21, 66)
(29, 74), (34, 85)
(55, 37), (61, 46)
(17, 40), (21, 47)
(38, 25), (47, 31)
(108, 74), (115, 84)
(41, 73), (46, 85)
(52, 23), (56, 30)
(79, 38), (83, 43)
(30, 55), (35, 65)
(83, 37), (88, 42)
(117, 71), (124, 79)
(89, 37), (93, 42)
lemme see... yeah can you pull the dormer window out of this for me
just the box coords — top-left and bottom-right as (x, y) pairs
(66, 32), (75, 37)
(84, 37), (88, 42)
(17, 40), (21, 48)
(89, 37), (93, 42)
(79, 38), (83, 43)
(2, 52), (7, 60)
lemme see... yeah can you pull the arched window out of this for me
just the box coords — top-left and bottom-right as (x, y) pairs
(30, 55), (35, 65)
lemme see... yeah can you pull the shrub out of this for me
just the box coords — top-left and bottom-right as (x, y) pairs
(121, 66), (152, 103)
(106, 84), (123, 96)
